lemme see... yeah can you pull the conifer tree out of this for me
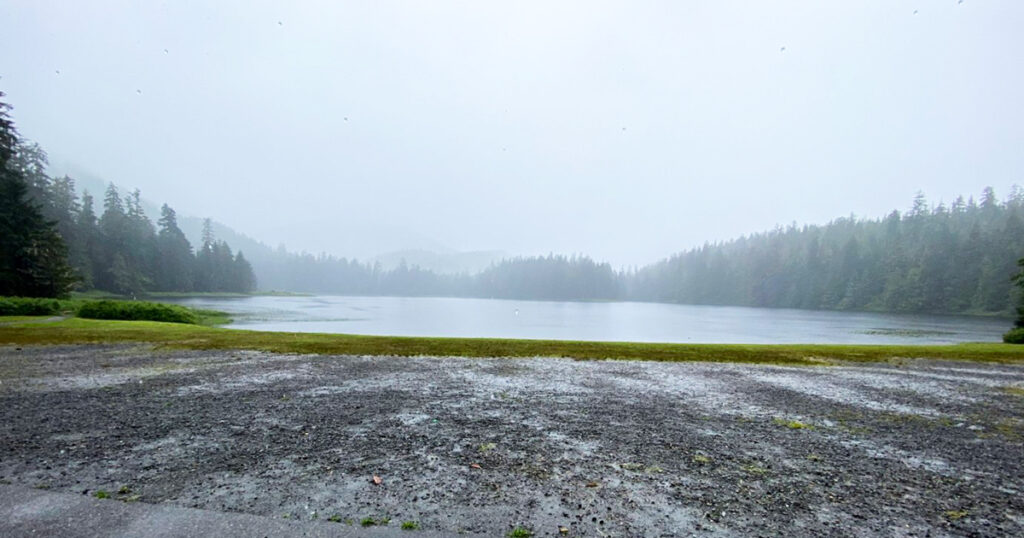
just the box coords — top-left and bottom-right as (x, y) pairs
(0, 92), (75, 297)
(1013, 258), (1024, 329)
(156, 204), (194, 291)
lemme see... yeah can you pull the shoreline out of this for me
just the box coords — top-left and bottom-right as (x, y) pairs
(2, 317), (1023, 365)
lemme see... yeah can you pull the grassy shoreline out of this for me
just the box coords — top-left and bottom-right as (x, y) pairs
(2, 317), (1023, 365)
(70, 290), (311, 300)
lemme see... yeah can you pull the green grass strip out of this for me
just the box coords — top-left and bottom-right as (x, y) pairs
(2, 317), (1023, 365)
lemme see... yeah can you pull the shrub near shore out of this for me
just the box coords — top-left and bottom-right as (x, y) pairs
(0, 297), (70, 316)
(0, 296), (223, 325)
(76, 300), (199, 324)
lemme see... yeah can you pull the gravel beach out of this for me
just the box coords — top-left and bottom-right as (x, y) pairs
(1, 344), (1023, 536)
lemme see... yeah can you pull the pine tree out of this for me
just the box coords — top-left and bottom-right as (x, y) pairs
(76, 190), (99, 289)
(194, 219), (216, 291)
(232, 251), (256, 292)
(156, 204), (194, 291)
(0, 93), (75, 297)
(1013, 258), (1024, 329)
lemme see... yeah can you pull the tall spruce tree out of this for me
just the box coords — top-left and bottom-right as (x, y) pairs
(156, 204), (194, 291)
(1014, 258), (1024, 329)
(0, 92), (75, 297)
(76, 190), (99, 289)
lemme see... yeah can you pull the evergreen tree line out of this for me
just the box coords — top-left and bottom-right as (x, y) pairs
(629, 188), (1024, 314)
(0, 100), (254, 296)
(253, 252), (620, 300)
(0, 92), (75, 297)
(53, 176), (257, 295)
(251, 188), (1024, 316)
(3, 92), (1021, 314)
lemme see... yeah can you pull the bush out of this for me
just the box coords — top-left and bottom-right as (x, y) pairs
(1005, 328), (1024, 344)
(0, 297), (68, 316)
(76, 300), (198, 324)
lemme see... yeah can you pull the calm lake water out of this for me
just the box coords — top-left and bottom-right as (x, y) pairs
(169, 295), (1012, 345)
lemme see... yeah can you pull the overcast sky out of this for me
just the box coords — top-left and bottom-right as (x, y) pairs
(2, 1), (1022, 267)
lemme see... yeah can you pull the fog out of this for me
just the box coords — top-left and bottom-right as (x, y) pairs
(2, 0), (1022, 267)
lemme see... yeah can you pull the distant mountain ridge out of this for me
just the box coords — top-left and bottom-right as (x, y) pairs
(371, 249), (505, 275)
(46, 159), (507, 288)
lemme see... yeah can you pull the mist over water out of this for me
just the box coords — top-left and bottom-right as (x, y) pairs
(171, 296), (1010, 345)
(3, 1), (1023, 267)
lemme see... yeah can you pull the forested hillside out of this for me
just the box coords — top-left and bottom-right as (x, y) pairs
(629, 189), (1024, 315)
(4, 94), (1021, 314)
(0, 94), (75, 297)
(8, 150), (255, 296)
(250, 252), (618, 301)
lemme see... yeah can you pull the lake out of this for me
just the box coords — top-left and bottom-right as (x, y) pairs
(168, 295), (1012, 345)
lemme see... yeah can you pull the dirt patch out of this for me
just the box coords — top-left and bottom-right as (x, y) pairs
(1, 344), (1022, 536)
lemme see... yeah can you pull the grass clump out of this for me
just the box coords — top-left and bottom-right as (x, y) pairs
(692, 454), (712, 464)
(401, 521), (419, 530)
(773, 418), (813, 430)
(479, 442), (497, 452)
(508, 527), (534, 538)
(77, 300), (199, 324)
(93, 490), (110, 499)
(327, 514), (343, 523)
(360, 517), (378, 527)
(943, 509), (969, 521)
(742, 463), (769, 476)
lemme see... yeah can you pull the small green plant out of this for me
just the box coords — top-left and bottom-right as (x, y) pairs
(117, 485), (131, 495)
(402, 521), (420, 530)
(380, 517), (391, 525)
(742, 463), (768, 476)
(692, 454), (711, 464)
(773, 418), (812, 430)
(1003, 386), (1024, 397)
(479, 442), (496, 452)
(327, 514), (343, 523)
(361, 517), (378, 527)
(943, 509), (968, 521)
(508, 527), (534, 538)
(94, 490), (110, 499)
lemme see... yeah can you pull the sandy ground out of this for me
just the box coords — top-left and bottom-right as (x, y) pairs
(1, 344), (1023, 537)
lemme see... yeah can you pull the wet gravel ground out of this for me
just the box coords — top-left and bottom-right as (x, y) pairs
(1, 344), (1023, 537)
